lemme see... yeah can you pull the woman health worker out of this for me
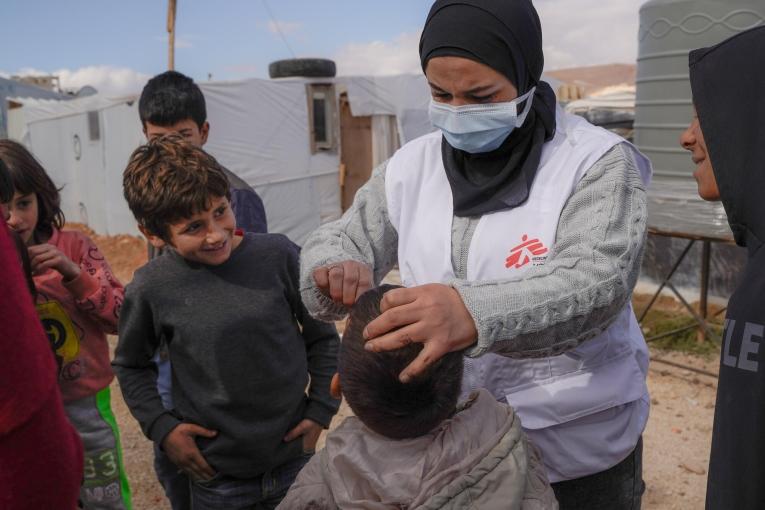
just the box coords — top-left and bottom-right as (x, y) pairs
(300, 1), (651, 507)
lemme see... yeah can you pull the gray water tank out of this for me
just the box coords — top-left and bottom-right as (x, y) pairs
(635, 1), (764, 300)
(635, 0), (765, 178)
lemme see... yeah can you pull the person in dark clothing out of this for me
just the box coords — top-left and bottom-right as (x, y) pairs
(680, 25), (765, 509)
(0, 221), (84, 510)
(138, 70), (269, 508)
(115, 136), (339, 510)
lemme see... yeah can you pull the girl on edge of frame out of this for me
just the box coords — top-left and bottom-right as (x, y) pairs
(299, 1), (653, 508)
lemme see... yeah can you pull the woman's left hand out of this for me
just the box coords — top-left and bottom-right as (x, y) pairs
(363, 283), (478, 383)
(28, 244), (81, 281)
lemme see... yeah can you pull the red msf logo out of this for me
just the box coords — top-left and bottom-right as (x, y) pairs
(505, 234), (548, 269)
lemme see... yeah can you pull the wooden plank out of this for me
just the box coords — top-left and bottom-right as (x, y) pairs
(339, 93), (373, 211)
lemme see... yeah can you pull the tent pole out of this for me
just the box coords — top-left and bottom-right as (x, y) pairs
(167, 0), (177, 70)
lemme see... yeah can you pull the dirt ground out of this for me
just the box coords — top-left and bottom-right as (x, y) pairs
(88, 227), (718, 510)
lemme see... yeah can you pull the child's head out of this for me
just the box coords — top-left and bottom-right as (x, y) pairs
(0, 140), (64, 244)
(339, 285), (464, 440)
(123, 135), (236, 266)
(139, 71), (209, 147)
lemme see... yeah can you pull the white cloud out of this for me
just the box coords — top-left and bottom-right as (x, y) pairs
(11, 66), (150, 97)
(334, 1), (639, 76)
(536, 0), (639, 70)
(267, 20), (303, 35)
(55, 66), (150, 96)
(334, 31), (422, 76)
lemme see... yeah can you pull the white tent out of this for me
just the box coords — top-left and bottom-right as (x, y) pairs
(8, 96), (143, 237)
(6, 74), (439, 244)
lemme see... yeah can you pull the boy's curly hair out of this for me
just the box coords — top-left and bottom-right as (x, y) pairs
(340, 285), (464, 440)
(122, 134), (230, 242)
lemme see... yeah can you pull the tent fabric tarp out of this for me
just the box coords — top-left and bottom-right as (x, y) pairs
(8, 79), (348, 244)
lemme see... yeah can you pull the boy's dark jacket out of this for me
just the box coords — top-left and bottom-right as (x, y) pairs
(114, 233), (340, 478)
(690, 26), (765, 510)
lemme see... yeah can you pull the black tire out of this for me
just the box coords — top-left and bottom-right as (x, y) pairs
(268, 58), (336, 79)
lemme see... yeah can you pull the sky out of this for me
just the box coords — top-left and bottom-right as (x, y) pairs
(2, 0), (644, 96)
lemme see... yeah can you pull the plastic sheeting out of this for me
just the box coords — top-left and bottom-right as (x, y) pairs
(647, 177), (732, 241)
(641, 177), (745, 300)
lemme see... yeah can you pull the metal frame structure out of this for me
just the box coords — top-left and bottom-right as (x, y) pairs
(638, 227), (734, 344)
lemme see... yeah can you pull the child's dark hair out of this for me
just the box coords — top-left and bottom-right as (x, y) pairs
(0, 159), (35, 298)
(123, 134), (230, 242)
(0, 140), (65, 240)
(340, 285), (464, 440)
(139, 71), (206, 129)
(0, 158), (12, 204)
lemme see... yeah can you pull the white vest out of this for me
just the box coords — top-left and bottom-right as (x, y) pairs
(385, 109), (652, 482)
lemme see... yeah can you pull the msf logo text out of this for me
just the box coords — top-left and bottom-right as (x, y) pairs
(505, 234), (549, 270)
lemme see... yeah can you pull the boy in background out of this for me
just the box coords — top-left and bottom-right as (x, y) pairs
(115, 136), (339, 510)
(279, 285), (558, 510)
(138, 70), (268, 508)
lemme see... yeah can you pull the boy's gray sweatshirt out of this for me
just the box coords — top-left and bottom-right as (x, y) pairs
(114, 233), (340, 478)
(300, 143), (647, 359)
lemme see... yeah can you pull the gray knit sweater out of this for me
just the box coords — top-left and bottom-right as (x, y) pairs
(300, 143), (647, 358)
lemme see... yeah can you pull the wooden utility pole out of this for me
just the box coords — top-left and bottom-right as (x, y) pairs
(167, 0), (177, 70)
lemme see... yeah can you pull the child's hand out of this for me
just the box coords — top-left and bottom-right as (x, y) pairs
(28, 244), (81, 281)
(284, 419), (323, 453)
(162, 423), (218, 481)
(313, 260), (373, 307)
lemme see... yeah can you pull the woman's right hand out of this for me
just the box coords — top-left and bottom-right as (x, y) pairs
(313, 260), (373, 307)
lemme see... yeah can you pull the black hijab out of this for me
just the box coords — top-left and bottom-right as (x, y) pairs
(420, 0), (557, 217)
(689, 26), (765, 509)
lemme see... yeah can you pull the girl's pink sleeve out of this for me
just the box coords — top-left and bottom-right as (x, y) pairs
(62, 234), (124, 334)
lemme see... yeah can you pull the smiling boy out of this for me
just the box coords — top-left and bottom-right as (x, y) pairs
(139, 70), (272, 509)
(114, 135), (340, 509)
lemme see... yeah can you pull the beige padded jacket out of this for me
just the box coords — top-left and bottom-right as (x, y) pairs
(277, 389), (558, 510)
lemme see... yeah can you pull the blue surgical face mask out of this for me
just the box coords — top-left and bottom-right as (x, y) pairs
(428, 87), (536, 154)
